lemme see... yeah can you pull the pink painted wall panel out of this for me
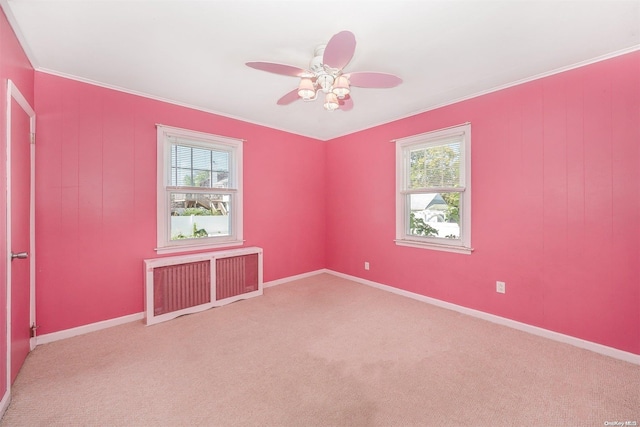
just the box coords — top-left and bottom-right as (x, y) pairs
(0, 7), (34, 397)
(325, 51), (640, 355)
(34, 73), (325, 334)
(578, 60), (618, 343)
(610, 55), (640, 347)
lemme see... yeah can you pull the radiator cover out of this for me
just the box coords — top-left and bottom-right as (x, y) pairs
(144, 247), (263, 325)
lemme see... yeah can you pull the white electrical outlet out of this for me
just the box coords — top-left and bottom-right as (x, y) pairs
(364, 262), (370, 270)
(496, 281), (506, 294)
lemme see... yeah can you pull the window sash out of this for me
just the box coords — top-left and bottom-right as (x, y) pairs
(404, 191), (463, 242)
(406, 139), (462, 190)
(164, 191), (234, 244)
(169, 142), (233, 189)
(402, 137), (465, 191)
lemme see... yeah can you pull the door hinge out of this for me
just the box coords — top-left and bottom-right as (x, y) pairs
(30, 324), (40, 338)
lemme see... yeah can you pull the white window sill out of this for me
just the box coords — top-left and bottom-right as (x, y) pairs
(155, 240), (244, 255)
(395, 239), (473, 255)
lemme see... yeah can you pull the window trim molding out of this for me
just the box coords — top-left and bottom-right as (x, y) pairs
(394, 122), (473, 254)
(155, 124), (244, 254)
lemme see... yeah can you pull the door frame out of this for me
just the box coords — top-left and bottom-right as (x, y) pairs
(5, 79), (36, 395)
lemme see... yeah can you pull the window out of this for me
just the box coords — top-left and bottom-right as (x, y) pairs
(395, 123), (472, 254)
(156, 125), (243, 253)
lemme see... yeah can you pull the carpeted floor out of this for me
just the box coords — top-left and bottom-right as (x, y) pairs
(1, 273), (638, 426)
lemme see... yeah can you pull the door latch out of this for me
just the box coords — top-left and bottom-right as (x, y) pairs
(11, 252), (28, 261)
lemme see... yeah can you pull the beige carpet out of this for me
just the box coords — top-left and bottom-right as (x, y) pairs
(1, 273), (638, 426)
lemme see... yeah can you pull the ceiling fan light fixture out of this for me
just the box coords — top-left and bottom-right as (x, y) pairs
(297, 78), (316, 100)
(247, 30), (402, 112)
(317, 73), (335, 93)
(332, 75), (350, 99)
(323, 93), (339, 111)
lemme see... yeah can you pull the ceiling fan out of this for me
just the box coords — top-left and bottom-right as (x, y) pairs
(246, 30), (402, 112)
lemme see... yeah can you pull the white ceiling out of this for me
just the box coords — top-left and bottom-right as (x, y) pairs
(2, 0), (639, 140)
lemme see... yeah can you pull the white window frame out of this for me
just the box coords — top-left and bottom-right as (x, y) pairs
(156, 124), (243, 254)
(394, 123), (472, 254)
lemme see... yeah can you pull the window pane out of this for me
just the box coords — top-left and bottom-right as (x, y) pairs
(192, 147), (211, 169)
(174, 145), (191, 168)
(409, 142), (460, 189)
(170, 143), (231, 188)
(212, 151), (230, 187)
(169, 192), (231, 240)
(408, 192), (460, 239)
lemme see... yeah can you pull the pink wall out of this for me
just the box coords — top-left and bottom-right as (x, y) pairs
(325, 51), (640, 355)
(30, 47), (640, 356)
(34, 73), (326, 334)
(0, 7), (34, 398)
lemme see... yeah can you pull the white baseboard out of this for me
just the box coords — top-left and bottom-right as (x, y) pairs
(33, 269), (327, 345)
(35, 312), (144, 346)
(327, 270), (640, 365)
(33, 269), (328, 345)
(32, 269), (639, 365)
(0, 391), (10, 420)
(263, 269), (329, 288)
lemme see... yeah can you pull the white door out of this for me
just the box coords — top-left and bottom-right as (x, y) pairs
(6, 80), (35, 386)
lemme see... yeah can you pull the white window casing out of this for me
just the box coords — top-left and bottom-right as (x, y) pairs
(394, 123), (472, 254)
(156, 124), (244, 254)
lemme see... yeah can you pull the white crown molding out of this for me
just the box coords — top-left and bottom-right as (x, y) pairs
(38, 43), (638, 143)
(393, 45), (640, 125)
(327, 45), (640, 141)
(34, 68), (321, 141)
(28, 44), (640, 142)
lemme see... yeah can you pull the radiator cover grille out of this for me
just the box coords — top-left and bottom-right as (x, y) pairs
(216, 253), (259, 300)
(144, 247), (263, 325)
(153, 260), (211, 316)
